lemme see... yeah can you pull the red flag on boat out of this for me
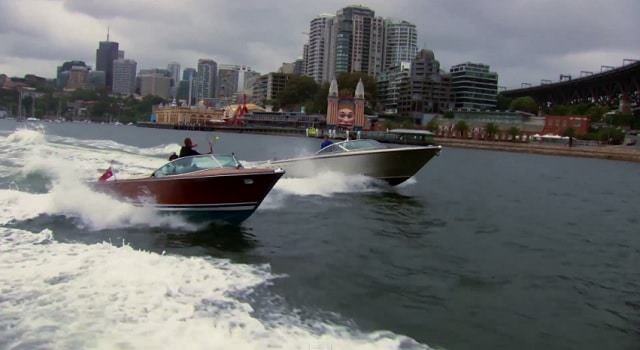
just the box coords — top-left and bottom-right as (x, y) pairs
(98, 166), (114, 181)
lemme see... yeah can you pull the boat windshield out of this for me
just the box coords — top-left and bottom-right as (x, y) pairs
(316, 139), (384, 155)
(342, 139), (384, 150)
(153, 154), (243, 177)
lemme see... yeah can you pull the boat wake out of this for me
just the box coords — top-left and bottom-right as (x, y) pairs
(0, 127), (433, 350)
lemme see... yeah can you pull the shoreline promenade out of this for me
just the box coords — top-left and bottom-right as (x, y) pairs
(135, 122), (640, 163)
(435, 138), (640, 163)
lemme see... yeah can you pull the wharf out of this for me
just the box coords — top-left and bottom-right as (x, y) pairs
(137, 122), (307, 137)
(136, 122), (432, 145)
(135, 122), (640, 163)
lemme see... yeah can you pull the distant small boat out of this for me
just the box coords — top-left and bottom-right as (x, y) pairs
(92, 154), (285, 225)
(263, 139), (442, 186)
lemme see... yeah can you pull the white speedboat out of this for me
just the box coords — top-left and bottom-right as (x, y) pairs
(265, 139), (442, 185)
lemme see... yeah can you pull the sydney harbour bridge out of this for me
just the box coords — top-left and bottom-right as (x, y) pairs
(501, 59), (639, 108)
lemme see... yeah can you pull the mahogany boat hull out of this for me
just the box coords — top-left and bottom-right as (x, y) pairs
(92, 168), (285, 225)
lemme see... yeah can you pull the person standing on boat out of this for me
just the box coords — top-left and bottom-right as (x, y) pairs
(179, 137), (212, 158)
(320, 135), (333, 149)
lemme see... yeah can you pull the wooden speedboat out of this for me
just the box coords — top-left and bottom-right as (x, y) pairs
(263, 139), (441, 186)
(93, 154), (285, 224)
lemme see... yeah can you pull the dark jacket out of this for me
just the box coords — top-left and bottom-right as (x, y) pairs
(179, 146), (200, 158)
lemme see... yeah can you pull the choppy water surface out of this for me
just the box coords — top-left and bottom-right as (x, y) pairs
(0, 119), (638, 350)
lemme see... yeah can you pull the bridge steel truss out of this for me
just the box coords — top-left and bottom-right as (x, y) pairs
(502, 61), (640, 106)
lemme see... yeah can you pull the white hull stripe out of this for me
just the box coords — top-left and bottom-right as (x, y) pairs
(155, 205), (257, 212)
(133, 203), (258, 212)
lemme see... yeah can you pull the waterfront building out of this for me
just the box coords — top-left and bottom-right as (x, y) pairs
(450, 62), (498, 110)
(377, 61), (411, 113)
(542, 115), (590, 136)
(251, 73), (293, 104)
(397, 49), (454, 117)
(384, 19), (418, 71)
(112, 59), (137, 95)
(152, 100), (225, 125)
(238, 110), (324, 129)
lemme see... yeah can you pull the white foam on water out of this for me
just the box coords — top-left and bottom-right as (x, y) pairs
(0, 228), (431, 349)
(0, 127), (433, 350)
(276, 171), (381, 197)
(396, 176), (418, 187)
(258, 171), (384, 211)
(0, 129), (197, 230)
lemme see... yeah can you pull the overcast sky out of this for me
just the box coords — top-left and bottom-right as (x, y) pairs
(0, 0), (638, 89)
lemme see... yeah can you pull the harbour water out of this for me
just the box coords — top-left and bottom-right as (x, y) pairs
(0, 119), (638, 350)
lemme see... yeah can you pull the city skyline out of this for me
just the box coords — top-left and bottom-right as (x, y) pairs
(0, 0), (638, 90)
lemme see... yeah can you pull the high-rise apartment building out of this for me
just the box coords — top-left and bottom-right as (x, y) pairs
(377, 61), (411, 113)
(95, 32), (119, 91)
(217, 64), (240, 99)
(196, 59), (217, 100)
(182, 68), (197, 81)
(167, 62), (181, 84)
(303, 6), (394, 83)
(88, 71), (105, 89)
(66, 66), (90, 90)
(135, 68), (170, 95)
(139, 73), (171, 99)
(398, 49), (454, 115)
(112, 59), (137, 95)
(449, 62), (498, 110)
(56, 60), (88, 89)
(384, 19), (418, 71)
(167, 62), (181, 98)
(293, 58), (305, 75)
(302, 43), (309, 76)
(331, 6), (385, 77)
(305, 13), (334, 84)
(242, 69), (261, 102)
(251, 73), (292, 103)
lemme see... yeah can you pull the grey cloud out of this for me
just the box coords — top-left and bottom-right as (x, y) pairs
(0, 0), (638, 89)
(62, 0), (191, 22)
